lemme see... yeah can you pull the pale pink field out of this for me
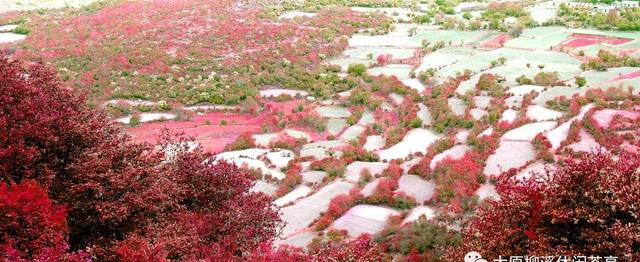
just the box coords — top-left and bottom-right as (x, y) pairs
(592, 109), (640, 128)
(125, 99), (331, 152)
(607, 69), (640, 82)
(562, 33), (632, 48)
(126, 111), (268, 153)
(481, 33), (509, 48)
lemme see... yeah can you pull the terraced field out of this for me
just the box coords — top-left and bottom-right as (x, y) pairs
(2, 0), (640, 261)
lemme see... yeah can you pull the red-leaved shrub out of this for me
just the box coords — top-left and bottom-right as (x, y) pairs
(314, 189), (362, 231)
(224, 132), (257, 151)
(311, 234), (390, 262)
(447, 150), (640, 260)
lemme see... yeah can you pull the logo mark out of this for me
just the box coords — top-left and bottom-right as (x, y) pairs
(465, 251), (488, 262)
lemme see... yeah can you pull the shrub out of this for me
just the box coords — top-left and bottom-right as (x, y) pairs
(349, 89), (373, 106)
(392, 194), (417, 210)
(376, 219), (460, 259)
(314, 190), (361, 231)
(245, 243), (311, 261)
(310, 157), (346, 178)
(476, 73), (504, 97)
(533, 71), (560, 86)
(362, 164), (416, 209)
(376, 54), (392, 65)
(575, 76), (587, 87)
(358, 168), (373, 186)
(365, 177), (398, 204)
(97, 154), (282, 261)
(408, 156), (433, 178)
(516, 74), (533, 85)
(418, 69), (435, 82)
(129, 112), (141, 126)
(311, 234), (390, 262)
(532, 133), (554, 163)
(301, 113), (327, 132)
(580, 50), (640, 71)
(433, 116), (474, 133)
(385, 126), (406, 145)
(413, 14), (432, 24)
(342, 146), (379, 162)
(430, 153), (482, 211)
(347, 108), (364, 125)
(11, 25), (30, 35)
(248, 233), (390, 261)
(224, 132), (256, 151)
(348, 63), (368, 77)
(382, 162), (403, 178)
(269, 136), (307, 150)
(157, 100), (172, 111)
(433, 138), (454, 154)
(510, 27), (523, 37)
(275, 94), (294, 102)
(408, 117), (423, 128)
(275, 166), (303, 197)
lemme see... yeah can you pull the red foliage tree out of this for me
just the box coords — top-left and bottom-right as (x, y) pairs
(68, 139), (282, 261)
(0, 180), (88, 262)
(0, 58), (281, 261)
(0, 58), (118, 187)
(447, 151), (640, 260)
